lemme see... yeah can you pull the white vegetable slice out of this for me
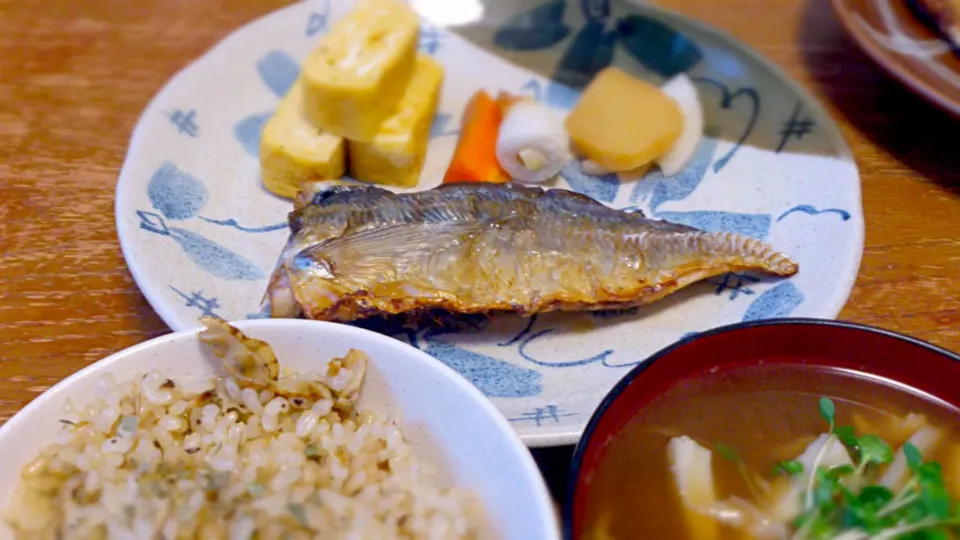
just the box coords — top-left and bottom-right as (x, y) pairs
(697, 497), (787, 539)
(770, 433), (853, 523)
(496, 99), (568, 184)
(656, 74), (704, 177)
(880, 425), (943, 491)
(667, 436), (720, 540)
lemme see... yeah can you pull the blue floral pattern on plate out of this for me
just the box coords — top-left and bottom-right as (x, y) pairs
(114, 0), (863, 446)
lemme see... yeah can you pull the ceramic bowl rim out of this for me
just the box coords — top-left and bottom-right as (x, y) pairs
(0, 318), (503, 438)
(562, 316), (960, 539)
(0, 318), (559, 539)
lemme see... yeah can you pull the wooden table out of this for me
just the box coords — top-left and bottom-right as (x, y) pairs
(2, 0), (959, 504)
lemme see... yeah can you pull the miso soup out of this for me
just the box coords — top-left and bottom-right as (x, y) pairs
(580, 364), (960, 539)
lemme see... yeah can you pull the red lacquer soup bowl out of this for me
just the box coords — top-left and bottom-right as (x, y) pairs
(564, 318), (960, 540)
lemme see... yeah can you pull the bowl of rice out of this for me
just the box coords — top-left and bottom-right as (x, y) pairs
(0, 317), (558, 539)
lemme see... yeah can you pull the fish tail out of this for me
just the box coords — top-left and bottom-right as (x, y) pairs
(642, 231), (798, 278)
(613, 231), (799, 307)
(699, 231), (798, 276)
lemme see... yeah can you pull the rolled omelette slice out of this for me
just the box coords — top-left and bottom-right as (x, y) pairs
(300, 0), (420, 142)
(347, 54), (444, 188)
(260, 78), (346, 199)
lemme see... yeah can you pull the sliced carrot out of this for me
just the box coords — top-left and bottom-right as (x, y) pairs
(442, 90), (511, 184)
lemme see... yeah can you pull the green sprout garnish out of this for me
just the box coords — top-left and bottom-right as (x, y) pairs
(715, 442), (741, 463)
(715, 441), (765, 501)
(775, 460), (805, 476)
(835, 425), (858, 447)
(818, 397), (836, 430)
(789, 398), (960, 539)
(855, 435), (894, 469)
(905, 442), (924, 471)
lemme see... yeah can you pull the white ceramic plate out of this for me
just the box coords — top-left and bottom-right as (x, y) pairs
(0, 319), (559, 539)
(115, 0), (864, 447)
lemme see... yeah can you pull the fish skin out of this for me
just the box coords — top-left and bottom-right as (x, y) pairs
(266, 182), (799, 321)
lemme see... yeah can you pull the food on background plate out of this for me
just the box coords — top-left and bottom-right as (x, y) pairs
(913, 0), (960, 46)
(260, 79), (346, 199)
(262, 0), (705, 193)
(265, 182), (798, 322)
(444, 89), (569, 186)
(6, 317), (482, 538)
(347, 54), (445, 188)
(299, 0), (420, 142)
(582, 364), (960, 539)
(494, 93), (569, 184)
(442, 90), (511, 184)
(565, 67), (687, 175)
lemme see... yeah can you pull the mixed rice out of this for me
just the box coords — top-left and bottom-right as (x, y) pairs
(7, 317), (482, 539)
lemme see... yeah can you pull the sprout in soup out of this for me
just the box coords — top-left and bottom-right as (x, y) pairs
(581, 365), (960, 540)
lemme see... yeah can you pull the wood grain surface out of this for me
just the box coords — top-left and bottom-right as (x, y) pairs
(1, 0), (959, 501)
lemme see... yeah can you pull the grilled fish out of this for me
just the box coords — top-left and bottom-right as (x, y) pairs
(266, 182), (798, 322)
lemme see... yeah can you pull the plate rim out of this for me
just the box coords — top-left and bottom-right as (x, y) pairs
(115, 0), (865, 447)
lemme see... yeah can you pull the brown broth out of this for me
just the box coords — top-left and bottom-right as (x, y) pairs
(580, 364), (960, 540)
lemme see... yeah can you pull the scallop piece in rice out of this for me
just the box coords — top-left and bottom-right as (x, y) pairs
(198, 315), (280, 387)
(5, 319), (482, 539)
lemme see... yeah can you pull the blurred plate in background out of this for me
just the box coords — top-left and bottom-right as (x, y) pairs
(833, 0), (960, 116)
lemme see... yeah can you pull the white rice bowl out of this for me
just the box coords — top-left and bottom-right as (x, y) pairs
(0, 319), (557, 540)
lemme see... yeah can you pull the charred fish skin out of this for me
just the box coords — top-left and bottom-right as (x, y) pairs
(266, 182), (799, 321)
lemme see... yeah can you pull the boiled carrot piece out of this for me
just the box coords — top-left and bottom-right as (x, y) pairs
(442, 90), (511, 184)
